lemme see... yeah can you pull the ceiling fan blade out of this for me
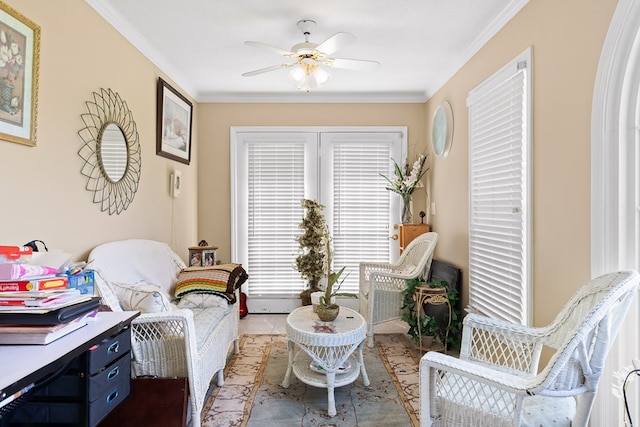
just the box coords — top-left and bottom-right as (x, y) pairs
(329, 58), (380, 71)
(242, 64), (291, 77)
(244, 41), (294, 57)
(315, 32), (356, 55)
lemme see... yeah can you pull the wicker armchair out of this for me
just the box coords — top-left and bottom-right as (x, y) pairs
(88, 239), (239, 427)
(420, 270), (640, 427)
(359, 232), (438, 347)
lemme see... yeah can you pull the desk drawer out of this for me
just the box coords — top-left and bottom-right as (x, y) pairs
(28, 354), (131, 402)
(10, 377), (130, 426)
(89, 376), (130, 426)
(88, 328), (131, 374)
(89, 355), (131, 402)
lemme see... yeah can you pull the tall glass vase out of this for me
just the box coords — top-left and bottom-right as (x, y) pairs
(401, 194), (412, 223)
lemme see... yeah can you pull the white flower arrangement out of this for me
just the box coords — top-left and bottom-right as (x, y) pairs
(380, 154), (429, 201)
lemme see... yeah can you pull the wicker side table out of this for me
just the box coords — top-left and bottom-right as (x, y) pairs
(414, 285), (451, 354)
(282, 306), (369, 416)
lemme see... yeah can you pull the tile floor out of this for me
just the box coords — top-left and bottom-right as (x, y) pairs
(239, 312), (409, 336)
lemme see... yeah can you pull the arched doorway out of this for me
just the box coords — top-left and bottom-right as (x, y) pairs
(591, 0), (640, 423)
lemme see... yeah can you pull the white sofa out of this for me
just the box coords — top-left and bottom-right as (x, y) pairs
(87, 239), (240, 427)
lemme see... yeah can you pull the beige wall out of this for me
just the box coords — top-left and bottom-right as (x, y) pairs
(2, 0), (619, 326)
(0, 0), (198, 261)
(425, 0), (617, 325)
(197, 103), (426, 263)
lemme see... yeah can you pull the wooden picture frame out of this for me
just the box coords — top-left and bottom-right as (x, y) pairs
(188, 246), (217, 267)
(0, 3), (39, 147)
(156, 77), (192, 164)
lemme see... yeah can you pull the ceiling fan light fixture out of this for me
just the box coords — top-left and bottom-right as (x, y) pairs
(288, 64), (307, 86)
(244, 19), (376, 92)
(310, 67), (330, 87)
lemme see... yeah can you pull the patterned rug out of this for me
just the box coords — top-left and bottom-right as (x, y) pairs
(201, 334), (420, 427)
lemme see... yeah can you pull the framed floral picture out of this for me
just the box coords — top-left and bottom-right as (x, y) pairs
(156, 77), (192, 165)
(0, 3), (40, 147)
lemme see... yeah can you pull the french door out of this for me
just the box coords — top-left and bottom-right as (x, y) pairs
(231, 127), (406, 313)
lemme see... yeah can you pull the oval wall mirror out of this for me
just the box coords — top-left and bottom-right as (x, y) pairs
(78, 88), (141, 215)
(99, 123), (128, 182)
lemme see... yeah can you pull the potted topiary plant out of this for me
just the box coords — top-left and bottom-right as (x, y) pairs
(295, 199), (357, 317)
(296, 199), (327, 305)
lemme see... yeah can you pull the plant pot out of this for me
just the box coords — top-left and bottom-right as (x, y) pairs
(316, 304), (340, 322)
(300, 287), (321, 306)
(422, 335), (434, 349)
(421, 287), (449, 338)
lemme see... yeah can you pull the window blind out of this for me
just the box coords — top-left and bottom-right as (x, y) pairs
(467, 48), (532, 325)
(247, 141), (307, 296)
(233, 128), (404, 312)
(326, 137), (394, 293)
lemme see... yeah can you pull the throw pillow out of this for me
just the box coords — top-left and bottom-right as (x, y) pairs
(174, 263), (249, 304)
(110, 282), (172, 313)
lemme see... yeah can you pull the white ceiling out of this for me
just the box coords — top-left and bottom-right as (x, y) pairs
(87, 0), (528, 103)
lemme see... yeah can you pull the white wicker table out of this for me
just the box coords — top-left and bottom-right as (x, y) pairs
(282, 306), (370, 416)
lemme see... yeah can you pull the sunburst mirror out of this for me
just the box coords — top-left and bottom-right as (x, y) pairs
(78, 88), (141, 215)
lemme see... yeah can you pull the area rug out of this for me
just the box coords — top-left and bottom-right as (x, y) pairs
(201, 334), (420, 427)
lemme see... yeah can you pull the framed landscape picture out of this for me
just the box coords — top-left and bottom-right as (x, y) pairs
(156, 77), (192, 164)
(0, 3), (40, 147)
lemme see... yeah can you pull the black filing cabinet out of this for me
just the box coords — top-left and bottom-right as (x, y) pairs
(8, 328), (131, 426)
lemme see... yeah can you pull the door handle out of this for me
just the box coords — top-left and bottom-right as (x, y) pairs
(390, 234), (398, 240)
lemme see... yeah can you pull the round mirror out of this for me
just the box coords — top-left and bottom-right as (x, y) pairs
(99, 123), (128, 182)
(78, 88), (141, 215)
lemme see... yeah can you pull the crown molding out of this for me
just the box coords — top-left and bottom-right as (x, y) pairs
(85, 0), (197, 99)
(85, 0), (527, 104)
(198, 91), (428, 104)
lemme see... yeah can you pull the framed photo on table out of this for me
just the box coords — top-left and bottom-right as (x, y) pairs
(156, 77), (192, 165)
(0, 3), (40, 147)
(188, 246), (217, 267)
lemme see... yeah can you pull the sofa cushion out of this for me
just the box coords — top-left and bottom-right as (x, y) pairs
(192, 307), (232, 348)
(176, 293), (228, 309)
(111, 282), (172, 313)
(174, 264), (248, 304)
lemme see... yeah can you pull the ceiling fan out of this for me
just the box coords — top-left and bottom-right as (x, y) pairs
(242, 20), (380, 92)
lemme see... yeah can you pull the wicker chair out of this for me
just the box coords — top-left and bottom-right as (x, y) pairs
(420, 270), (640, 427)
(359, 232), (438, 347)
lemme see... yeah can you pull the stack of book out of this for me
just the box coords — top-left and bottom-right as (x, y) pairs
(0, 289), (100, 344)
(0, 245), (100, 345)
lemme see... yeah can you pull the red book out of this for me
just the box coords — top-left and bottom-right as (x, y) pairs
(0, 276), (68, 292)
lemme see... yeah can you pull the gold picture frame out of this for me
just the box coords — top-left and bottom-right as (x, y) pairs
(0, 2), (39, 147)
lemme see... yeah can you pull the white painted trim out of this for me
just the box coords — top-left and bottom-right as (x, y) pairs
(85, 0), (527, 104)
(198, 91), (429, 104)
(84, 0), (196, 98)
(590, 0), (640, 424)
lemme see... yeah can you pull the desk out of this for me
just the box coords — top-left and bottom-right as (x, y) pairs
(282, 306), (369, 417)
(0, 311), (139, 425)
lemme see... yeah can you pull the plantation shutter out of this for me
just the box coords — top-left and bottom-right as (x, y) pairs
(320, 133), (401, 294)
(467, 48), (532, 325)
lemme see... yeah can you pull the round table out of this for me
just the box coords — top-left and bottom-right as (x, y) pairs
(281, 305), (370, 416)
